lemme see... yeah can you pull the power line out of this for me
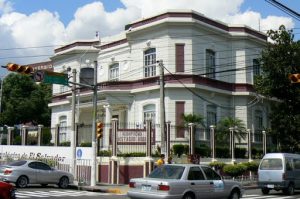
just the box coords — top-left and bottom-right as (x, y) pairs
(265, 0), (300, 21)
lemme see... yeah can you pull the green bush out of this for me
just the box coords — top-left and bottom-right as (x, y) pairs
(223, 163), (247, 178)
(209, 161), (226, 170)
(59, 141), (70, 146)
(80, 142), (92, 147)
(118, 152), (146, 157)
(241, 161), (259, 172)
(98, 150), (111, 156)
(195, 145), (211, 157)
(173, 144), (185, 157)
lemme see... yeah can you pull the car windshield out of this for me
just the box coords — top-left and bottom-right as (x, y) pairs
(148, 165), (185, 179)
(260, 158), (283, 170)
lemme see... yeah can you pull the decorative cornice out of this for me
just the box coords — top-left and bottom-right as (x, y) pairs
(125, 11), (267, 41)
(54, 41), (100, 54)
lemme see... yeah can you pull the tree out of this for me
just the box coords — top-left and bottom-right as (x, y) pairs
(182, 113), (205, 127)
(0, 73), (52, 126)
(215, 116), (247, 145)
(254, 25), (300, 152)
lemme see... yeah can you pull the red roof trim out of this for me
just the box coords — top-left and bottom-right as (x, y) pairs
(52, 74), (254, 101)
(126, 12), (267, 41)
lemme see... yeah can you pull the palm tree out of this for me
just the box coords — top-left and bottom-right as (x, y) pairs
(216, 116), (247, 145)
(182, 113), (205, 127)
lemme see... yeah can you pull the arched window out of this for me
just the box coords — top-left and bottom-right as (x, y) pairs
(59, 116), (67, 142)
(144, 48), (156, 77)
(109, 63), (119, 81)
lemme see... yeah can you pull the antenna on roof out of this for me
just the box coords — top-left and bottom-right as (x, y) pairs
(95, 31), (100, 41)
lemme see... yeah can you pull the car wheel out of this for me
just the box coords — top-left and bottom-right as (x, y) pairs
(16, 176), (28, 188)
(182, 193), (195, 199)
(58, 176), (69, 189)
(283, 184), (295, 195)
(229, 190), (240, 199)
(261, 188), (270, 195)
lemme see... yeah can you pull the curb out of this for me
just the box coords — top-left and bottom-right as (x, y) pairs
(69, 184), (128, 194)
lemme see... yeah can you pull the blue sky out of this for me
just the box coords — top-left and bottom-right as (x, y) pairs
(0, 0), (299, 76)
(8, 0), (299, 27)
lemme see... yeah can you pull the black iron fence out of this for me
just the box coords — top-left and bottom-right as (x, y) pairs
(0, 122), (277, 159)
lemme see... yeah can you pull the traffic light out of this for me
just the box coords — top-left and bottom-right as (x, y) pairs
(289, 73), (300, 83)
(96, 122), (104, 139)
(6, 63), (33, 74)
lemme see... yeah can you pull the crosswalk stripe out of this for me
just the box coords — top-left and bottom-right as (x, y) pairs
(243, 194), (297, 199)
(16, 190), (110, 198)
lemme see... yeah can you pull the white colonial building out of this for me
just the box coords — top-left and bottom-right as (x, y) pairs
(49, 10), (271, 151)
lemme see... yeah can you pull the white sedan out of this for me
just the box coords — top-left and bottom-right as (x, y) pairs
(0, 160), (73, 188)
(127, 164), (244, 199)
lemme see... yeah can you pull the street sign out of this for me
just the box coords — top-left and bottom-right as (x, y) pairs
(34, 70), (45, 82)
(77, 149), (83, 159)
(34, 70), (68, 85)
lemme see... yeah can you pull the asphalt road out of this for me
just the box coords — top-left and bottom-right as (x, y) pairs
(16, 186), (127, 199)
(16, 186), (300, 199)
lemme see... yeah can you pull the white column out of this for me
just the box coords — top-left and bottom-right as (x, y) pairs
(103, 104), (111, 150)
(210, 125), (216, 162)
(229, 127), (235, 164)
(262, 130), (266, 155)
(247, 129), (252, 162)
(21, 125), (27, 146)
(37, 125), (44, 146)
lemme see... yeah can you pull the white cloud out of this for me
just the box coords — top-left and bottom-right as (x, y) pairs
(121, 0), (244, 19)
(65, 2), (139, 42)
(0, 0), (13, 14)
(0, 0), (296, 66)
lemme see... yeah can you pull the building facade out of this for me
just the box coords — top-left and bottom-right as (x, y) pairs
(49, 10), (271, 152)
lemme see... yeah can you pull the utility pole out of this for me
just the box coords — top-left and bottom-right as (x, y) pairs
(70, 69), (77, 179)
(158, 60), (166, 158)
(91, 60), (98, 186)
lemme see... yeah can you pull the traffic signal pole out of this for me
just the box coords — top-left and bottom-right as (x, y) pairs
(70, 69), (77, 180)
(91, 60), (98, 186)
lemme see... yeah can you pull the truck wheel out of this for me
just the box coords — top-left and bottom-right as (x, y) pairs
(283, 184), (294, 195)
(261, 188), (270, 195)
